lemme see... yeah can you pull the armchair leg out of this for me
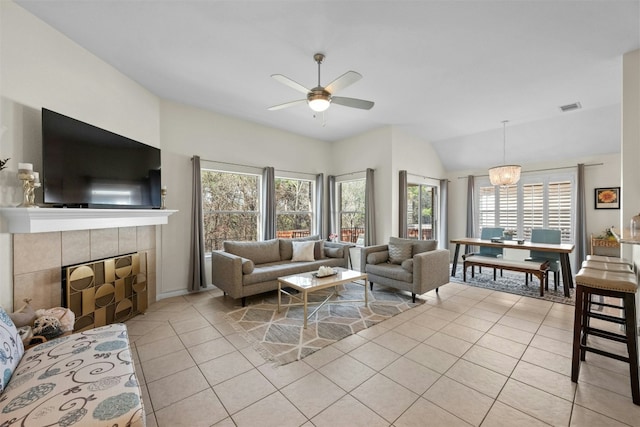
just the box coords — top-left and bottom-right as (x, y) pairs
(412, 293), (416, 303)
(241, 297), (246, 307)
(370, 282), (374, 291)
(436, 288), (439, 293)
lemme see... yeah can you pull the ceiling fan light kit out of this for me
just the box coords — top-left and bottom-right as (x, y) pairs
(489, 120), (521, 186)
(269, 53), (374, 113)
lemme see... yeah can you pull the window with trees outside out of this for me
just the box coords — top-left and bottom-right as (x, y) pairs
(476, 172), (575, 243)
(275, 177), (313, 238)
(407, 183), (438, 240)
(201, 170), (260, 252)
(338, 179), (365, 244)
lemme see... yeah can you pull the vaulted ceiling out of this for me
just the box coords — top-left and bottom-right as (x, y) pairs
(16, 0), (640, 171)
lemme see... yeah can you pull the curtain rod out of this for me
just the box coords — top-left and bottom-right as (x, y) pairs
(456, 162), (603, 179)
(334, 169), (369, 178)
(193, 157), (262, 170)
(407, 171), (445, 181)
(193, 157), (320, 177)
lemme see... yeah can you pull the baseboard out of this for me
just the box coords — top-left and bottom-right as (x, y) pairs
(156, 284), (219, 301)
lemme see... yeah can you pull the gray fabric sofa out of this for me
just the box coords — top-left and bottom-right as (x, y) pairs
(361, 237), (450, 302)
(211, 236), (353, 305)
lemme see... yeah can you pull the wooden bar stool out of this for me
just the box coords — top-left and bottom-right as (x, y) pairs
(572, 268), (639, 405)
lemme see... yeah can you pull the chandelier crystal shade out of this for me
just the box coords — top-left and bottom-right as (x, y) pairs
(489, 121), (521, 186)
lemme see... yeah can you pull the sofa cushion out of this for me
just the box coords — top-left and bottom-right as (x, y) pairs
(388, 242), (412, 264)
(292, 241), (315, 262)
(0, 306), (24, 393)
(389, 236), (437, 256)
(401, 259), (414, 273)
(278, 235), (321, 260)
(314, 240), (325, 260)
(242, 258), (346, 286)
(367, 251), (389, 265)
(224, 239), (280, 265)
(366, 263), (413, 283)
(325, 247), (344, 258)
(0, 323), (144, 427)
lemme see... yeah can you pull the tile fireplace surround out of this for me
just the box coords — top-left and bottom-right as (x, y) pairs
(12, 225), (157, 312)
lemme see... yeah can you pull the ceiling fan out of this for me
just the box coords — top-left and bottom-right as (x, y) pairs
(268, 53), (374, 113)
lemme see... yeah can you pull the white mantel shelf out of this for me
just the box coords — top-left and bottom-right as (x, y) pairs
(0, 208), (178, 233)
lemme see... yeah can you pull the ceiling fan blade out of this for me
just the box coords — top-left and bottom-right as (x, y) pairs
(331, 96), (374, 110)
(325, 71), (362, 94)
(267, 99), (306, 111)
(271, 74), (310, 95)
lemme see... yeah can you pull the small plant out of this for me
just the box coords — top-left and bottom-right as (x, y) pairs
(0, 157), (9, 171)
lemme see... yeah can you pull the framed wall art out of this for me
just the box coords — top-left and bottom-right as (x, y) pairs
(595, 187), (620, 209)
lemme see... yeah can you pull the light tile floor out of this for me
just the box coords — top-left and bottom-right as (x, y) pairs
(125, 282), (640, 426)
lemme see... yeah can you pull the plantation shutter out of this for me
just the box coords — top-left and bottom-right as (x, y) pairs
(548, 181), (572, 242)
(478, 186), (496, 230)
(522, 182), (544, 239)
(498, 184), (517, 231)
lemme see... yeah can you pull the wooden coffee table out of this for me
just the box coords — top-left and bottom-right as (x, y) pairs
(277, 267), (368, 328)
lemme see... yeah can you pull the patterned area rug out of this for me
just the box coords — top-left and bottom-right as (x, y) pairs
(225, 282), (423, 365)
(450, 263), (575, 305)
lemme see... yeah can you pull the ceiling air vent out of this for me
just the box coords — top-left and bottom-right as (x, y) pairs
(560, 102), (582, 112)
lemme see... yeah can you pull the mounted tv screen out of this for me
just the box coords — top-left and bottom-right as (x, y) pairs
(42, 108), (161, 208)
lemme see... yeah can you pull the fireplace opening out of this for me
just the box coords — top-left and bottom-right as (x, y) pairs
(61, 252), (148, 332)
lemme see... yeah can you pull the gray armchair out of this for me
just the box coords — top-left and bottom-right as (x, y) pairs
(361, 237), (450, 302)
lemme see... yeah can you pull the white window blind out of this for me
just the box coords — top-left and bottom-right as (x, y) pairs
(474, 172), (575, 242)
(522, 182), (544, 239)
(548, 181), (572, 242)
(498, 184), (517, 231)
(478, 186), (495, 229)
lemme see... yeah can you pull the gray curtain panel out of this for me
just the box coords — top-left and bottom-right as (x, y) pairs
(328, 175), (336, 238)
(189, 155), (207, 291)
(398, 170), (408, 238)
(262, 166), (276, 240)
(465, 175), (475, 254)
(440, 178), (449, 249)
(575, 163), (587, 269)
(315, 173), (324, 238)
(365, 168), (376, 246)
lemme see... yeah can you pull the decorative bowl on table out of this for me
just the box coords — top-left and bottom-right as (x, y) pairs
(314, 266), (337, 278)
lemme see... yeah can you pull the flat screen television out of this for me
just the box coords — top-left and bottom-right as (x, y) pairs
(42, 108), (161, 208)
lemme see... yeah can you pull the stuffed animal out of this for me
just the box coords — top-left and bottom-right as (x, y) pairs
(9, 298), (37, 328)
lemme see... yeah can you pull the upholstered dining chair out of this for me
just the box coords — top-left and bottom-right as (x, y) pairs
(465, 227), (504, 276)
(526, 228), (562, 289)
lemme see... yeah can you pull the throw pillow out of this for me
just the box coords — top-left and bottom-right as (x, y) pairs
(367, 251), (389, 265)
(291, 241), (315, 262)
(388, 242), (412, 264)
(401, 259), (414, 273)
(241, 258), (255, 274)
(324, 247), (344, 258)
(0, 306), (24, 393)
(278, 235), (320, 260)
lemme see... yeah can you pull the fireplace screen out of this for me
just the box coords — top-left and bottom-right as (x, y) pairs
(64, 252), (147, 331)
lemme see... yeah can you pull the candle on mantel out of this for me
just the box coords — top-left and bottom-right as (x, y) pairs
(162, 186), (167, 191)
(18, 163), (33, 171)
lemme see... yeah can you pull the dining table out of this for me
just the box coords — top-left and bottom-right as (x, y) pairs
(450, 237), (576, 297)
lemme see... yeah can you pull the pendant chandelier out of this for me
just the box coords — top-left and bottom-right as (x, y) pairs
(489, 120), (521, 186)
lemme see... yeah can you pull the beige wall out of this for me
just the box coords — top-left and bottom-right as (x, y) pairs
(0, 1), (160, 309)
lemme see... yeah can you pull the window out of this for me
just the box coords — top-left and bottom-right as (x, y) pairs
(476, 172), (575, 243)
(202, 170), (260, 252)
(275, 177), (313, 238)
(338, 179), (365, 244)
(406, 183), (438, 240)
